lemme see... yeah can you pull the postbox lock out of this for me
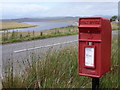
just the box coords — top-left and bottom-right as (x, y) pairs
(88, 42), (92, 45)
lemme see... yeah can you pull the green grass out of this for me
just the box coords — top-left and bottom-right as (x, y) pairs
(2, 32), (77, 44)
(2, 35), (118, 88)
(112, 27), (119, 31)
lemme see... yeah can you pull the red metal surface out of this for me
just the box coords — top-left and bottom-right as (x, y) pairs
(78, 17), (112, 78)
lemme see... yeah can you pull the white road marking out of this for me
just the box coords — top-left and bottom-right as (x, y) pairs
(14, 40), (78, 53)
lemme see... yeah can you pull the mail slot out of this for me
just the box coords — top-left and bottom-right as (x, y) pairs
(78, 17), (112, 78)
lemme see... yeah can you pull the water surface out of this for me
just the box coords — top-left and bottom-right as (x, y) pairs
(2, 22), (74, 32)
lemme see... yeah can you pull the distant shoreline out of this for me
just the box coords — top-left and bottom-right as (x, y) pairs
(0, 21), (38, 31)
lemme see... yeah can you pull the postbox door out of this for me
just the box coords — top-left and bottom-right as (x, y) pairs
(79, 41), (101, 77)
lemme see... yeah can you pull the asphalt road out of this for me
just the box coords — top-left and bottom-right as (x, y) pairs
(2, 35), (78, 74)
(1, 30), (119, 74)
(2, 35), (78, 60)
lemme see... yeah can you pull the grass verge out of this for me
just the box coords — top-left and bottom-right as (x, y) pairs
(1, 26), (78, 44)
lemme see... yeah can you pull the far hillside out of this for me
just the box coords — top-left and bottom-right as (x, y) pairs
(2, 17), (79, 22)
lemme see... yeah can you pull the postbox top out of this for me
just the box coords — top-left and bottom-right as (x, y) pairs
(79, 17), (109, 20)
(78, 17), (110, 28)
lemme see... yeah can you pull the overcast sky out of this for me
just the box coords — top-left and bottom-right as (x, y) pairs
(1, 0), (118, 19)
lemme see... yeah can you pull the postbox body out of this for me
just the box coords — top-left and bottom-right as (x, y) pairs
(78, 17), (112, 78)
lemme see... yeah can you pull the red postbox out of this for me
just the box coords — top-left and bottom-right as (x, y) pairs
(78, 17), (112, 78)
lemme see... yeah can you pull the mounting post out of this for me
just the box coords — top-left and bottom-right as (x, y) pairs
(92, 77), (99, 90)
